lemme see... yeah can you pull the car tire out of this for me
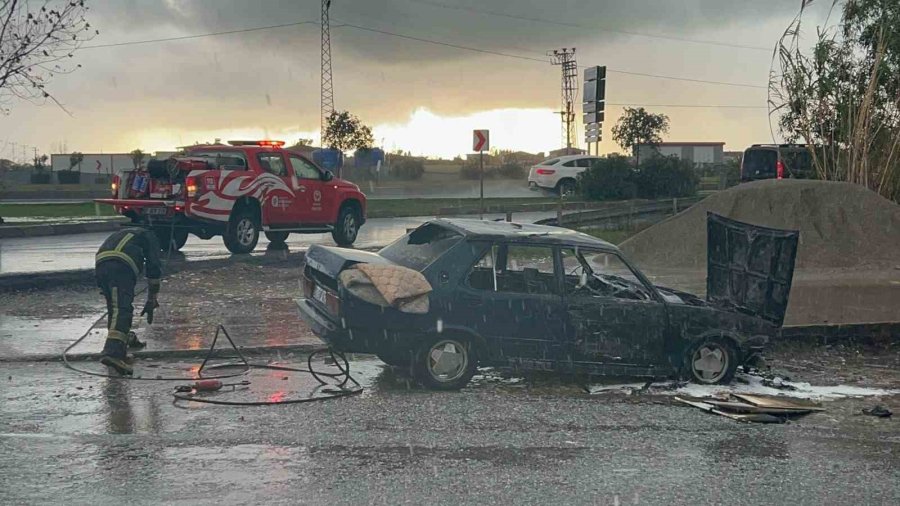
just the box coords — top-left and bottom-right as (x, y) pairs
(224, 208), (260, 254)
(412, 336), (477, 390)
(264, 231), (289, 245)
(557, 179), (576, 198)
(684, 338), (738, 385)
(332, 204), (360, 247)
(153, 227), (188, 252)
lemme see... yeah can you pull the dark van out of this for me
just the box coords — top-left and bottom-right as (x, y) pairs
(741, 144), (814, 181)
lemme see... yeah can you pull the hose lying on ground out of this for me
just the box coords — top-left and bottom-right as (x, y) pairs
(62, 308), (362, 406)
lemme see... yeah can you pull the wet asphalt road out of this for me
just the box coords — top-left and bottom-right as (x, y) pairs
(2, 358), (899, 505)
(0, 212), (555, 275)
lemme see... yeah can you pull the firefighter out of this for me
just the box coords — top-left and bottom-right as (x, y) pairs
(95, 227), (163, 376)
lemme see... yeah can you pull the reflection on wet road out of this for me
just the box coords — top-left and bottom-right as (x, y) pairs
(0, 213), (555, 275)
(2, 356), (899, 505)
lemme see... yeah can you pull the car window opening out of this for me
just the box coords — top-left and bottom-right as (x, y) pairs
(187, 150), (248, 170)
(468, 244), (557, 295)
(379, 223), (463, 271)
(562, 248), (651, 301)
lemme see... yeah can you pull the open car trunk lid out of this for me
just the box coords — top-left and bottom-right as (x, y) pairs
(706, 212), (799, 326)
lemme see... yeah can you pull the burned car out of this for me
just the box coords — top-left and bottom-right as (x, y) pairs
(297, 214), (798, 390)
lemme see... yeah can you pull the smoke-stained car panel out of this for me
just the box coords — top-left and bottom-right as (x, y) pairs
(297, 216), (799, 390)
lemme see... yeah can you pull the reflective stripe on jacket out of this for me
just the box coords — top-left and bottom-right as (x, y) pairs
(95, 228), (162, 288)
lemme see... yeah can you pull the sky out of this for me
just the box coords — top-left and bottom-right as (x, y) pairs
(0, 0), (838, 160)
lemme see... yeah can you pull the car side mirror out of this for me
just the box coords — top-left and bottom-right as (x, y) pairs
(322, 170), (334, 182)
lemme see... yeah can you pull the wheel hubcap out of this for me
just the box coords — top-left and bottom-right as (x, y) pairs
(343, 213), (357, 238)
(237, 218), (255, 246)
(427, 340), (467, 382)
(692, 345), (728, 382)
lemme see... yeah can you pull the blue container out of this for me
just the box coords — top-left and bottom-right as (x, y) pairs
(354, 148), (385, 168)
(312, 149), (344, 171)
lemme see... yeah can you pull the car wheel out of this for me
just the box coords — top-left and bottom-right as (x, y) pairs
(413, 336), (477, 390)
(685, 338), (738, 385)
(224, 208), (260, 254)
(332, 205), (360, 247)
(264, 231), (289, 245)
(153, 227), (188, 252)
(557, 179), (576, 198)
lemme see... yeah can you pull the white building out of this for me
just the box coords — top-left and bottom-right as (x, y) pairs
(50, 152), (173, 175)
(636, 142), (725, 166)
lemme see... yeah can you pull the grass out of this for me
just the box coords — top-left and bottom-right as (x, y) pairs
(11, 183), (109, 191)
(367, 197), (570, 217)
(423, 163), (463, 174)
(0, 202), (117, 218)
(1, 197), (569, 220)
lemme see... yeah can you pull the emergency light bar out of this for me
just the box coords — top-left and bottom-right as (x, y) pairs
(227, 140), (285, 147)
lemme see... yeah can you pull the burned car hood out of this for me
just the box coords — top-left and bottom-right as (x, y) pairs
(304, 244), (394, 278)
(706, 213), (799, 326)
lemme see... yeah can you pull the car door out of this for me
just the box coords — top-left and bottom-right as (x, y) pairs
(559, 158), (579, 178)
(560, 247), (669, 374)
(287, 154), (330, 225)
(256, 151), (299, 226)
(456, 242), (567, 365)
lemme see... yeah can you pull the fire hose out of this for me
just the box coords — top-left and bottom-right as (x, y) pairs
(62, 221), (362, 406)
(62, 298), (363, 406)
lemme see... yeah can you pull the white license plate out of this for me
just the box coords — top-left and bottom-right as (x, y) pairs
(144, 207), (167, 215)
(312, 285), (328, 305)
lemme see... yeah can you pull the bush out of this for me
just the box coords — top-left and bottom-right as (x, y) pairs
(634, 155), (699, 198)
(578, 154), (637, 200)
(391, 158), (425, 180)
(460, 161), (482, 180)
(57, 170), (81, 184)
(30, 172), (52, 184)
(497, 162), (525, 179)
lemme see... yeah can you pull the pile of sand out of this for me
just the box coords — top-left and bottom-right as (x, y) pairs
(620, 179), (900, 270)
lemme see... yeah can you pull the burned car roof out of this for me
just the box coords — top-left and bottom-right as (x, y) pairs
(432, 218), (618, 250)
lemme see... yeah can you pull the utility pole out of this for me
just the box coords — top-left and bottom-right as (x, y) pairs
(549, 48), (578, 152)
(320, 0), (334, 146)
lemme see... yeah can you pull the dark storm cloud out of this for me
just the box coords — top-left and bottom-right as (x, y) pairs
(89, 0), (799, 63)
(74, 0), (800, 114)
(1, 0), (813, 155)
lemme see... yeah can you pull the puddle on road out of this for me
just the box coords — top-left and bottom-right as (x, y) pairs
(0, 315), (103, 358)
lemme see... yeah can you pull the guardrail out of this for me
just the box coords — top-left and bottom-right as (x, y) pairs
(535, 196), (703, 227)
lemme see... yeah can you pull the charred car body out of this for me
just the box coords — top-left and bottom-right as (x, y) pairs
(297, 214), (799, 390)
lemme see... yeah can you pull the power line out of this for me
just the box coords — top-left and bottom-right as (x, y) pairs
(71, 15), (767, 94)
(334, 22), (548, 63)
(335, 21), (767, 89)
(604, 70), (765, 89)
(608, 103), (765, 109)
(403, 0), (771, 52)
(80, 20), (318, 49)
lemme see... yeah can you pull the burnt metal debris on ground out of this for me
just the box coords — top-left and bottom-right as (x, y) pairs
(675, 393), (825, 424)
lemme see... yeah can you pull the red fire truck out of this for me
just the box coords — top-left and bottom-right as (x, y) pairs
(95, 141), (367, 253)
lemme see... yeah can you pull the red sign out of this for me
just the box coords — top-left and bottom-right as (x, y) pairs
(473, 130), (489, 152)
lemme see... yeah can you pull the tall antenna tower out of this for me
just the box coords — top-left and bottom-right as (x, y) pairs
(320, 0), (335, 142)
(549, 48), (578, 150)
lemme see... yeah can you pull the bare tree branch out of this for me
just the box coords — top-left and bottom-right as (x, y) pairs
(0, 0), (96, 114)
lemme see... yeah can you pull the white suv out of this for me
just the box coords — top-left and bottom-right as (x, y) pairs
(527, 155), (600, 196)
